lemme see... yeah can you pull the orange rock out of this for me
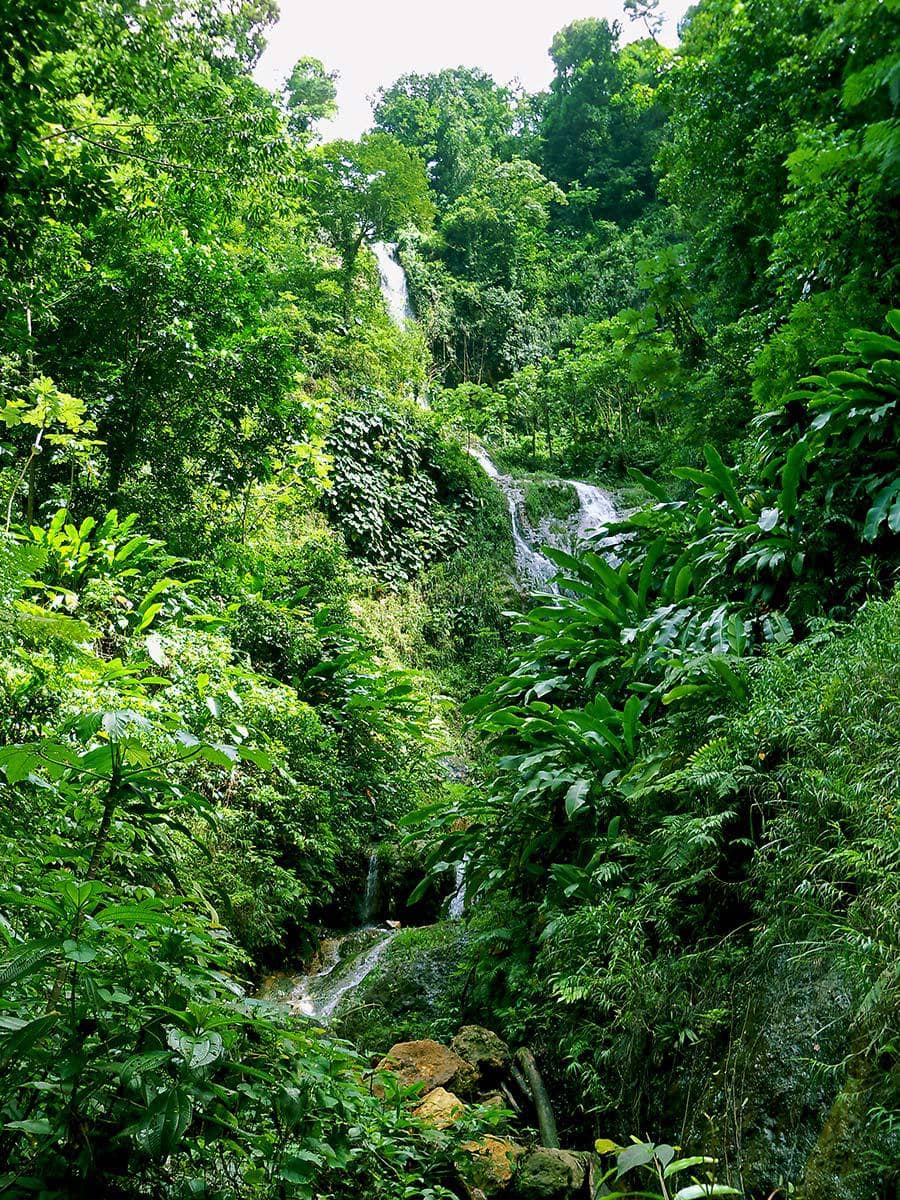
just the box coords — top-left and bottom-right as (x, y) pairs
(461, 1135), (524, 1193)
(376, 1039), (478, 1098)
(412, 1086), (465, 1128)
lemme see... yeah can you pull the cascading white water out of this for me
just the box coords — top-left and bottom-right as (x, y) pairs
(360, 848), (380, 924)
(467, 446), (558, 586)
(570, 480), (619, 546)
(264, 848), (396, 1023)
(284, 927), (397, 1021)
(447, 855), (470, 921)
(371, 241), (413, 325)
(467, 445), (620, 587)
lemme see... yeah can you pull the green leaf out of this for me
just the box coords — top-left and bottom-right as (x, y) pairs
(702, 444), (749, 520)
(136, 602), (163, 633)
(565, 779), (590, 819)
(2, 750), (38, 785)
(0, 942), (55, 991)
(779, 440), (808, 520)
(616, 1142), (654, 1177)
(672, 1187), (740, 1200)
(62, 939), (97, 963)
(595, 1137), (621, 1155)
(237, 746), (272, 770)
(664, 1157), (717, 1178)
(146, 633), (168, 666)
(197, 743), (238, 769)
(662, 684), (705, 706)
(4, 1119), (54, 1136)
(0, 1013), (57, 1062)
(862, 479), (900, 541)
(137, 1088), (194, 1159)
(672, 565), (693, 602)
(166, 1028), (225, 1070)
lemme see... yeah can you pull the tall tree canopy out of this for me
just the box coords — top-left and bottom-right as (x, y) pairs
(373, 67), (518, 204)
(283, 55), (338, 134)
(539, 18), (668, 225)
(316, 131), (435, 295)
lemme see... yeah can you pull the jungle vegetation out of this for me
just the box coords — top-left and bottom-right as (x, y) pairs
(0, 0), (897, 1197)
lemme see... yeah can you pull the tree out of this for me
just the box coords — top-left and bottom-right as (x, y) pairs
(540, 18), (668, 225)
(441, 159), (563, 294)
(659, 0), (900, 327)
(283, 55), (338, 135)
(0, 0), (325, 524)
(373, 67), (518, 205)
(624, 0), (663, 43)
(316, 132), (435, 301)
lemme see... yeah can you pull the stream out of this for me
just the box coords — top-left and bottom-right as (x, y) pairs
(264, 246), (619, 1019)
(262, 850), (398, 1023)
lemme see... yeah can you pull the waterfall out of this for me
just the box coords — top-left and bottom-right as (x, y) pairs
(371, 241), (413, 325)
(286, 927), (397, 1022)
(266, 849), (396, 1023)
(447, 855), (470, 921)
(466, 446), (557, 587)
(360, 848), (380, 924)
(571, 480), (619, 546)
(467, 445), (621, 587)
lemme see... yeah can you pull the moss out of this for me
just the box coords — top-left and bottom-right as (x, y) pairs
(523, 480), (578, 526)
(800, 1049), (900, 1200)
(677, 953), (862, 1199)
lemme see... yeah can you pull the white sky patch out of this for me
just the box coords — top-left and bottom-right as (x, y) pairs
(255, 1), (695, 140)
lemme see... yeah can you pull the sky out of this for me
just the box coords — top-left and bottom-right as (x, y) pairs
(254, 1), (695, 140)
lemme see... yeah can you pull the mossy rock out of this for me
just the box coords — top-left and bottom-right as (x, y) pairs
(523, 480), (578, 526)
(332, 921), (470, 1049)
(677, 951), (873, 1198)
(514, 1147), (587, 1198)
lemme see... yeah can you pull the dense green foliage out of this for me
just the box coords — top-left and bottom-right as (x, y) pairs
(0, 1), (512, 1195)
(381, 2), (900, 1197)
(2, 0), (898, 1197)
(386, 1), (899, 479)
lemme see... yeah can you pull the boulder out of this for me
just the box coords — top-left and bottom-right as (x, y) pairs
(412, 1086), (465, 1129)
(376, 1038), (477, 1098)
(515, 1147), (587, 1199)
(462, 1135), (524, 1194)
(451, 1025), (511, 1086)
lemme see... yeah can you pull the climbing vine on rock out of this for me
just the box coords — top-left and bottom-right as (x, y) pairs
(325, 405), (479, 583)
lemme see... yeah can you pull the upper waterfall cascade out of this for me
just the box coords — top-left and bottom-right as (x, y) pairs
(447, 855), (470, 921)
(371, 241), (413, 325)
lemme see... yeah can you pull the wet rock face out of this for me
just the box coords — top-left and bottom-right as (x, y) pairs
(678, 953), (858, 1197)
(377, 1038), (478, 1098)
(452, 1025), (511, 1086)
(333, 922), (469, 1048)
(514, 1147), (587, 1199)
